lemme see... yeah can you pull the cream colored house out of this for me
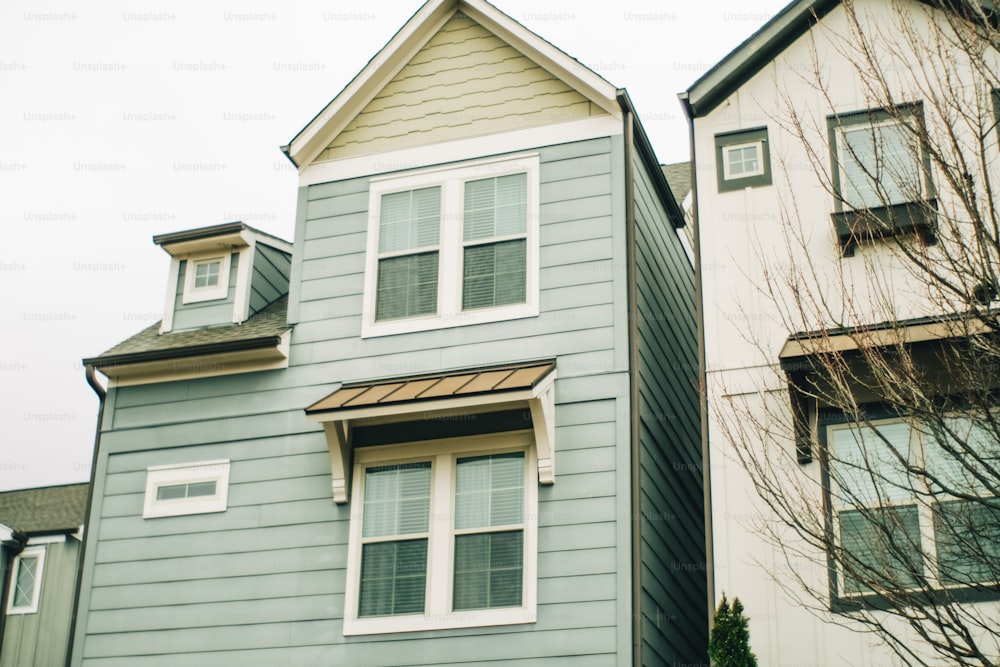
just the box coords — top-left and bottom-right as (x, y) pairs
(684, 0), (1000, 664)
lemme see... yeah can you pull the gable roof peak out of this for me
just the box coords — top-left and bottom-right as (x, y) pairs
(283, 0), (621, 168)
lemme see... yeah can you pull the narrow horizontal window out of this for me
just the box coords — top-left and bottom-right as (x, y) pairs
(144, 459), (231, 518)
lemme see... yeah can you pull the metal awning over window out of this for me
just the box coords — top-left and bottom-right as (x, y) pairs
(305, 360), (557, 503)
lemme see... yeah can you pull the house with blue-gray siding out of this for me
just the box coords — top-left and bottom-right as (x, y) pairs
(73, 1), (706, 664)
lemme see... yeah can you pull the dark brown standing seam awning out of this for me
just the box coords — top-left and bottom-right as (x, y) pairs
(306, 360), (558, 504)
(306, 361), (556, 415)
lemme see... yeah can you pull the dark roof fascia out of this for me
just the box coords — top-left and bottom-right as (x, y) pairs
(683, 0), (839, 118)
(82, 335), (286, 369)
(778, 311), (998, 371)
(787, 310), (979, 342)
(616, 89), (686, 229)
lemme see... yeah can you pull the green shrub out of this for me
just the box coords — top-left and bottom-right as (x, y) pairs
(708, 594), (757, 667)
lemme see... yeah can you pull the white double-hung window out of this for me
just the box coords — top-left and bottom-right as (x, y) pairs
(343, 433), (537, 635)
(363, 154), (540, 337)
(828, 415), (1000, 597)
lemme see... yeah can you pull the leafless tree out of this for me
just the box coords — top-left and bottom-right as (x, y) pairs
(713, 2), (1000, 665)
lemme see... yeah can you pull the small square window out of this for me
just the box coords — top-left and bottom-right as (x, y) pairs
(143, 460), (231, 518)
(715, 127), (772, 192)
(6, 547), (45, 615)
(181, 254), (232, 304)
(722, 143), (764, 180)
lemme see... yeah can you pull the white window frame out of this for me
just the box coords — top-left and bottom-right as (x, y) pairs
(181, 253), (232, 304)
(342, 431), (538, 635)
(6, 546), (45, 615)
(829, 415), (997, 597)
(143, 459), (231, 519)
(361, 153), (541, 338)
(721, 141), (764, 180)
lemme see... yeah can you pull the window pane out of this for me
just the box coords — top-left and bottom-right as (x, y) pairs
(462, 240), (526, 311)
(455, 453), (524, 530)
(831, 422), (915, 505)
(156, 481), (217, 501)
(727, 145), (759, 177)
(379, 187), (441, 253)
(359, 539), (427, 616)
(464, 173), (526, 241)
(12, 556), (38, 608)
(840, 121), (920, 209)
(921, 416), (1000, 495)
(363, 462), (431, 538)
(839, 506), (922, 594)
(194, 261), (221, 289)
(376, 252), (439, 321)
(934, 498), (1000, 585)
(454, 531), (523, 610)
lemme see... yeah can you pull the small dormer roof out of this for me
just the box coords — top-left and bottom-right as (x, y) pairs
(153, 221), (292, 257)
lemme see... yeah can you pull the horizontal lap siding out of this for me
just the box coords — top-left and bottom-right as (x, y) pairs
(632, 155), (708, 665)
(76, 136), (629, 664)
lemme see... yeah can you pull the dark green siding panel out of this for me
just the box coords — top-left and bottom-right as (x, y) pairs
(249, 243), (291, 316)
(631, 154), (708, 664)
(171, 252), (239, 331)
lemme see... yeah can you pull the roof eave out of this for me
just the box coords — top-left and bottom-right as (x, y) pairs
(684, 0), (839, 118)
(617, 89), (686, 228)
(83, 334), (287, 369)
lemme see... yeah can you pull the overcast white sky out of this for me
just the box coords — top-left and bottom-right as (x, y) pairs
(0, 0), (790, 491)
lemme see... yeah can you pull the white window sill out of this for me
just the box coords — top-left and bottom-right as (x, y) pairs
(343, 606), (536, 636)
(361, 304), (539, 338)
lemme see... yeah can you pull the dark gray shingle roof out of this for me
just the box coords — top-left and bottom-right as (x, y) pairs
(0, 483), (88, 534)
(661, 162), (691, 202)
(87, 295), (289, 363)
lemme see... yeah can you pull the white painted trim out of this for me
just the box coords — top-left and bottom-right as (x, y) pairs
(143, 459), (231, 519)
(290, 0), (456, 167)
(6, 546), (45, 615)
(0, 523), (13, 542)
(159, 258), (181, 333)
(298, 115), (621, 187)
(721, 141), (765, 180)
(460, 0), (619, 114)
(342, 432), (537, 635)
(232, 244), (254, 323)
(181, 252), (232, 304)
(361, 153), (541, 338)
(25, 534), (66, 545)
(102, 331), (291, 388)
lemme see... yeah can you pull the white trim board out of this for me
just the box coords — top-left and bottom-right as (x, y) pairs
(297, 115), (621, 187)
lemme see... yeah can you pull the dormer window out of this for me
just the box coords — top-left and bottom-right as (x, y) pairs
(182, 254), (232, 304)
